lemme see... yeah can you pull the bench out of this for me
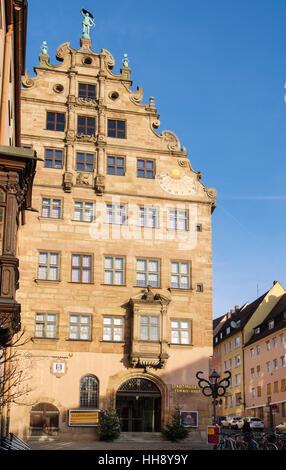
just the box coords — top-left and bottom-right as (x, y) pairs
(0, 433), (31, 450)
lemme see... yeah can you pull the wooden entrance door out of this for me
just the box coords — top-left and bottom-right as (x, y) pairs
(30, 402), (59, 436)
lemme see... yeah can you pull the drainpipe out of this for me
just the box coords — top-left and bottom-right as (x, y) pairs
(0, 24), (13, 144)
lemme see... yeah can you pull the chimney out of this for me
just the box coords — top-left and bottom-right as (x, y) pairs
(235, 305), (239, 311)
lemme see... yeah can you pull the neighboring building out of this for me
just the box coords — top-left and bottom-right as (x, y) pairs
(244, 293), (286, 427)
(9, 28), (217, 440)
(212, 281), (285, 419)
(0, 0), (37, 345)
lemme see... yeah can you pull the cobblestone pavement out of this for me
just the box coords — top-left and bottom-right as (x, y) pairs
(28, 439), (211, 451)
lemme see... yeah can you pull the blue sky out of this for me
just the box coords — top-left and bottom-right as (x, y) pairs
(25, 0), (286, 318)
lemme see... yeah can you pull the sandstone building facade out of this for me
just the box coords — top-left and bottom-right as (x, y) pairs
(10, 33), (217, 440)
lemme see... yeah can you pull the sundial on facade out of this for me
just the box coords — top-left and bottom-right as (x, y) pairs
(157, 167), (198, 196)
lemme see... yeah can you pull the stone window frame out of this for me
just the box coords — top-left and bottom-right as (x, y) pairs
(102, 316), (124, 342)
(46, 111), (66, 132)
(136, 158), (155, 179)
(103, 255), (126, 286)
(37, 251), (60, 281)
(44, 148), (64, 169)
(73, 200), (95, 223)
(107, 119), (126, 139)
(41, 197), (63, 219)
(77, 115), (96, 135)
(78, 83), (96, 100)
(34, 312), (58, 339)
(71, 253), (94, 284)
(79, 375), (99, 407)
(138, 205), (160, 228)
(105, 202), (128, 225)
(170, 318), (192, 345)
(76, 151), (95, 172)
(170, 260), (191, 290)
(135, 257), (161, 288)
(139, 314), (160, 342)
(69, 314), (92, 341)
(167, 208), (189, 231)
(106, 155), (126, 176)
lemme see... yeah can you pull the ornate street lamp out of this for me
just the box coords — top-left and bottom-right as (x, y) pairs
(196, 369), (231, 425)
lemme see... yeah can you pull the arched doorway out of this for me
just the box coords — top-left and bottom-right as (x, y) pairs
(30, 402), (59, 436)
(116, 378), (161, 432)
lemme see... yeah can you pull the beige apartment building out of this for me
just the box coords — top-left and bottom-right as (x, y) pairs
(9, 31), (217, 440)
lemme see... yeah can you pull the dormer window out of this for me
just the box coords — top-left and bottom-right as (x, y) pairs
(226, 327), (230, 334)
(254, 327), (260, 334)
(268, 320), (274, 330)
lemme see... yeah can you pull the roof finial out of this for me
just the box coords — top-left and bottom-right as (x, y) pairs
(81, 9), (95, 39)
(40, 41), (48, 55)
(122, 53), (129, 68)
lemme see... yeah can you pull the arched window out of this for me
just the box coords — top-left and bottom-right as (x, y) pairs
(80, 375), (99, 408)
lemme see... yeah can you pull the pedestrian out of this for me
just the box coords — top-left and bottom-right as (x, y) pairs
(242, 418), (257, 450)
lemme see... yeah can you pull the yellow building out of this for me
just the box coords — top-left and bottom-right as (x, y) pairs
(10, 23), (217, 441)
(213, 281), (285, 419)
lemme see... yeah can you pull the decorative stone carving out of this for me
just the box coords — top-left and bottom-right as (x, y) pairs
(122, 83), (143, 105)
(95, 175), (105, 194)
(76, 97), (97, 107)
(76, 133), (96, 143)
(161, 130), (181, 152)
(204, 187), (217, 201)
(22, 70), (35, 88)
(56, 42), (72, 62)
(63, 172), (73, 192)
(76, 172), (93, 187)
(101, 48), (115, 70)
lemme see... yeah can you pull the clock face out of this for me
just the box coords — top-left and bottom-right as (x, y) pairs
(157, 167), (198, 196)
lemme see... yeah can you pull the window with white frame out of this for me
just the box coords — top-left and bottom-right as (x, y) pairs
(170, 261), (190, 289)
(171, 320), (191, 345)
(167, 209), (188, 230)
(272, 337), (277, 349)
(71, 254), (92, 283)
(266, 340), (270, 351)
(234, 354), (241, 367)
(35, 313), (57, 338)
(280, 356), (285, 368)
(138, 206), (159, 228)
(102, 317), (123, 342)
(104, 256), (125, 285)
(256, 345), (260, 356)
(38, 252), (60, 281)
(136, 258), (160, 288)
(234, 374), (241, 386)
(266, 361), (270, 373)
(140, 315), (159, 341)
(273, 359), (278, 371)
(69, 314), (90, 340)
(74, 201), (94, 222)
(106, 203), (127, 225)
(234, 336), (240, 348)
(41, 198), (62, 219)
(250, 348), (254, 358)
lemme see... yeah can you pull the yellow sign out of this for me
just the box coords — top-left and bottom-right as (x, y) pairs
(68, 409), (101, 426)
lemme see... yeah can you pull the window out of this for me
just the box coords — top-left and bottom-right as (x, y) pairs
(80, 375), (98, 408)
(170, 261), (190, 289)
(44, 148), (63, 168)
(235, 392), (242, 405)
(171, 320), (191, 344)
(266, 361), (270, 373)
(138, 206), (159, 228)
(106, 203), (127, 225)
(35, 313), (57, 338)
(254, 327), (260, 334)
(76, 152), (94, 172)
(280, 356), (285, 368)
(104, 256), (125, 285)
(274, 381), (279, 393)
(267, 383), (271, 395)
(46, 112), (65, 131)
(223, 344), (227, 354)
(266, 341), (270, 351)
(102, 317), (123, 341)
(69, 315), (91, 340)
(234, 336), (240, 348)
(234, 354), (241, 367)
(107, 119), (126, 138)
(107, 156), (125, 175)
(137, 159), (155, 178)
(272, 337), (276, 349)
(256, 345), (260, 356)
(74, 201), (94, 222)
(279, 334), (284, 346)
(273, 359), (278, 371)
(71, 254), (92, 283)
(257, 386), (262, 397)
(41, 198), (62, 219)
(281, 379), (286, 392)
(78, 83), (96, 100)
(226, 327), (230, 335)
(256, 365), (261, 376)
(268, 320), (274, 330)
(251, 388), (255, 400)
(0, 189), (6, 255)
(250, 348), (254, 358)
(234, 374), (241, 386)
(140, 315), (159, 341)
(136, 259), (160, 288)
(196, 284), (203, 292)
(77, 115), (96, 135)
(168, 209), (188, 230)
(38, 252), (59, 281)
(250, 368), (255, 379)
(228, 358), (232, 370)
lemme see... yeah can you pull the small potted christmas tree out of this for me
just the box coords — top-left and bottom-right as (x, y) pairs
(98, 404), (121, 442)
(161, 405), (190, 442)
